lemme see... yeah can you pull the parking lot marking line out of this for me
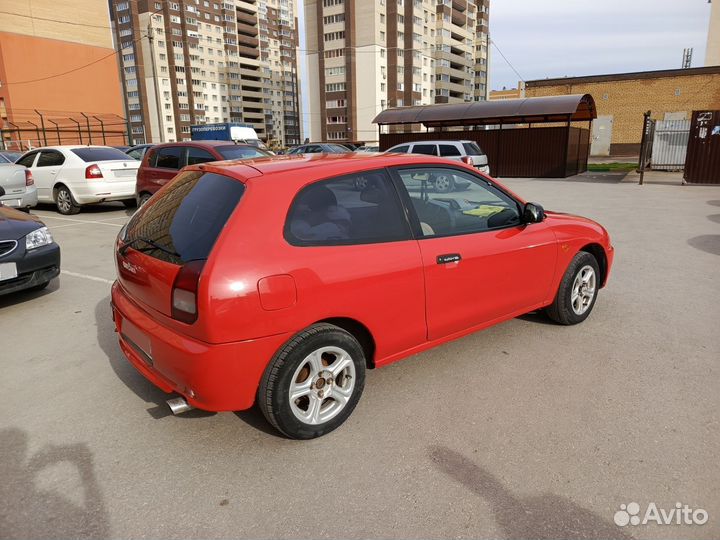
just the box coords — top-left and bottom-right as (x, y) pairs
(61, 270), (114, 285)
(36, 215), (124, 227)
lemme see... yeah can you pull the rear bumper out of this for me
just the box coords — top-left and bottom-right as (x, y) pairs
(110, 281), (289, 412)
(73, 180), (136, 204)
(0, 185), (38, 208)
(0, 243), (60, 296)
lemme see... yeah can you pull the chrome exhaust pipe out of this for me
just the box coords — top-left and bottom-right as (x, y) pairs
(167, 397), (194, 415)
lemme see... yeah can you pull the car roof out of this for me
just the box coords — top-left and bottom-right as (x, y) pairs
(395, 140), (475, 145)
(150, 141), (253, 149)
(189, 152), (467, 187)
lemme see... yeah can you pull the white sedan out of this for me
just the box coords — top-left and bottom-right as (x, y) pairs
(16, 146), (140, 214)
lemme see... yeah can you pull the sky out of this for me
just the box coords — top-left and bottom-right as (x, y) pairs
(489, 0), (713, 90)
(299, 0), (713, 136)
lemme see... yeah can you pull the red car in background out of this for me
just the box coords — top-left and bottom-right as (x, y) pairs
(135, 140), (270, 206)
(112, 153), (614, 439)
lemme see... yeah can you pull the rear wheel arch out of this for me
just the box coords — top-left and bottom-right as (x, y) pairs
(317, 317), (376, 369)
(579, 243), (607, 287)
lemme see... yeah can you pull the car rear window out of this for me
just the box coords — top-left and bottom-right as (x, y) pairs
(216, 145), (270, 160)
(439, 144), (461, 157)
(123, 171), (245, 264)
(462, 142), (485, 155)
(71, 147), (131, 162)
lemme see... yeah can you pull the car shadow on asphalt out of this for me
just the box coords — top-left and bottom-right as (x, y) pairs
(707, 200), (720, 207)
(32, 202), (130, 215)
(94, 295), (215, 420)
(0, 278), (59, 309)
(428, 445), (634, 540)
(0, 427), (110, 539)
(516, 310), (557, 326)
(687, 235), (720, 256)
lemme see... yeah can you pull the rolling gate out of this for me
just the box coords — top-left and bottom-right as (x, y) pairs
(684, 111), (720, 184)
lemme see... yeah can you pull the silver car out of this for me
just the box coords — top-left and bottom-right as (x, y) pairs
(0, 153), (37, 210)
(386, 140), (490, 177)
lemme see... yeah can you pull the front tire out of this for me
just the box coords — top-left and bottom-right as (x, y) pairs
(258, 323), (366, 439)
(137, 193), (152, 207)
(55, 185), (80, 215)
(432, 173), (453, 193)
(546, 251), (600, 325)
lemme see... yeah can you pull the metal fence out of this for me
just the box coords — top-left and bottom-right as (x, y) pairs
(651, 119), (691, 170)
(0, 110), (129, 151)
(684, 110), (720, 184)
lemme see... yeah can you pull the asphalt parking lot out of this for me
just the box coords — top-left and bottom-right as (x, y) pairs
(1, 174), (719, 539)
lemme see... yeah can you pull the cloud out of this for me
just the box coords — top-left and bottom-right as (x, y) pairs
(490, 0), (712, 90)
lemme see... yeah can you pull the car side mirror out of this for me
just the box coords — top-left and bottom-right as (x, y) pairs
(523, 202), (545, 223)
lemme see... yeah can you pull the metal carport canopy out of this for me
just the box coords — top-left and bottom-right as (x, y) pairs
(372, 94), (597, 127)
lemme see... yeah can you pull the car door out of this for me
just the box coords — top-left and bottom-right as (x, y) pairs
(391, 165), (558, 341)
(31, 150), (66, 202)
(284, 169), (426, 360)
(145, 146), (186, 193)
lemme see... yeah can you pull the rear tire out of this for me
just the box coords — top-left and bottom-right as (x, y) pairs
(258, 323), (366, 439)
(55, 185), (81, 215)
(138, 193), (152, 207)
(546, 251), (600, 325)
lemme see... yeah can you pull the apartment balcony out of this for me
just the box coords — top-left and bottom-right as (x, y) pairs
(436, 65), (471, 82)
(451, 8), (466, 26)
(435, 50), (473, 68)
(238, 34), (259, 48)
(236, 11), (257, 25)
(238, 46), (260, 59)
(436, 79), (468, 95)
(240, 89), (264, 100)
(237, 23), (259, 37)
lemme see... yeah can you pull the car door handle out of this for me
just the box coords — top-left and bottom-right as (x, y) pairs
(437, 253), (462, 264)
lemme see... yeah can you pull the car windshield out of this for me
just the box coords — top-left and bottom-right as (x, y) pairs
(71, 147), (131, 162)
(216, 145), (270, 160)
(462, 142), (485, 156)
(0, 154), (10, 163)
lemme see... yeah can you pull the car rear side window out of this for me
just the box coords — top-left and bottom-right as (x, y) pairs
(123, 171), (245, 264)
(16, 152), (38, 168)
(412, 144), (438, 156)
(462, 142), (484, 155)
(153, 147), (184, 169)
(285, 170), (411, 246)
(71, 147), (130, 162)
(37, 150), (66, 167)
(439, 144), (461, 157)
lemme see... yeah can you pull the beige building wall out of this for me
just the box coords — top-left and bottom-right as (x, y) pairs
(0, 0), (114, 48)
(707, 0), (720, 66)
(525, 68), (720, 154)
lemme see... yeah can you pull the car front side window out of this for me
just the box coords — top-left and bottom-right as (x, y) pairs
(393, 167), (521, 237)
(285, 170), (411, 246)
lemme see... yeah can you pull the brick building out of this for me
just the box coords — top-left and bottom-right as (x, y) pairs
(525, 66), (720, 156)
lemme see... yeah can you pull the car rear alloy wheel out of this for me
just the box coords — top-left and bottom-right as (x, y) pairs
(138, 193), (152, 207)
(259, 323), (366, 439)
(433, 173), (453, 193)
(55, 186), (80, 215)
(546, 251), (600, 325)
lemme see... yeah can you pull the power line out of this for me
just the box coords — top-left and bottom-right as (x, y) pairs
(489, 37), (525, 84)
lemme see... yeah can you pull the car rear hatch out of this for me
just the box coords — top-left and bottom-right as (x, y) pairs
(462, 142), (488, 167)
(115, 169), (246, 323)
(71, 147), (140, 182)
(0, 165), (29, 197)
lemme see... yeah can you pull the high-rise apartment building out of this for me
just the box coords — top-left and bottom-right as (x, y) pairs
(305, 0), (490, 144)
(111, 0), (301, 146)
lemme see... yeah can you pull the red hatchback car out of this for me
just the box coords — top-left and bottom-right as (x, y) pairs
(135, 141), (269, 206)
(112, 154), (614, 439)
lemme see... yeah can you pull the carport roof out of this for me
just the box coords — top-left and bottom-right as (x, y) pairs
(372, 94), (597, 127)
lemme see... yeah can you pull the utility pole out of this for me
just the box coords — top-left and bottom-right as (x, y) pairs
(147, 21), (164, 143)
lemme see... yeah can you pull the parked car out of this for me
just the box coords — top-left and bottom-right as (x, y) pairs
(0, 151), (23, 163)
(0, 186), (60, 296)
(357, 145), (380, 152)
(15, 146), (140, 215)
(387, 140), (491, 184)
(286, 143), (352, 154)
(113, 145), (131, 152)
(136, 141), (270, 207)
(111, 153), (614, 439)
(125, 144), (154, 161)
(0, 161), (37, 210)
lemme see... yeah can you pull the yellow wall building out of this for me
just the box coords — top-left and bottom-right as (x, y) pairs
(525, 67), (720, 155)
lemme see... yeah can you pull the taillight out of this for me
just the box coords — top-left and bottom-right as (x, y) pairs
(85, 164), (103, 179)
(171, 260), (205, 324)
(24, 169), (34, 186)
(461, 156), (474, 166)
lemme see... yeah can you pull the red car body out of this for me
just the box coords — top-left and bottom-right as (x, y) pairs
(135, 140), (269, 204)
(112, 154), (613, 414)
